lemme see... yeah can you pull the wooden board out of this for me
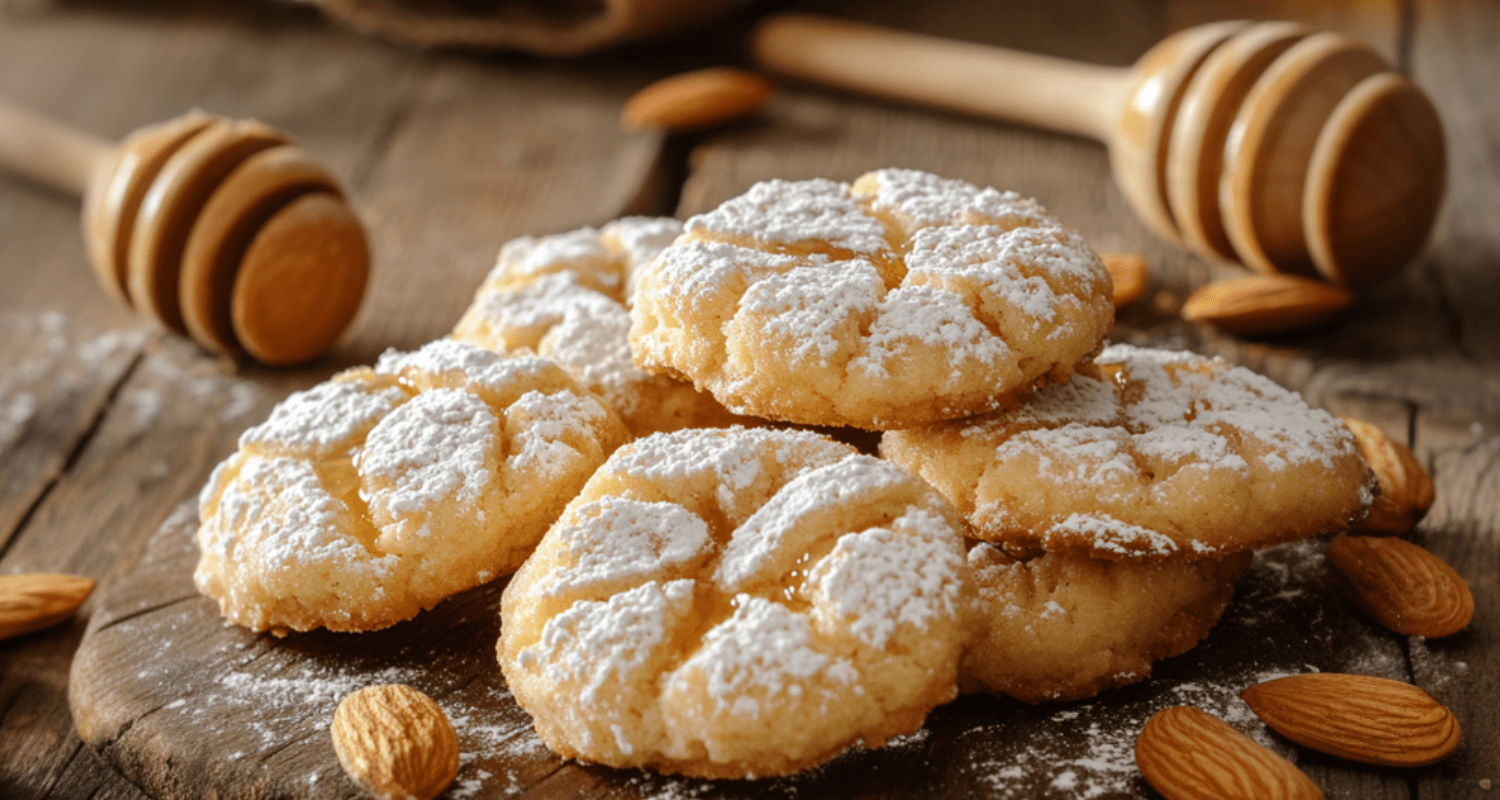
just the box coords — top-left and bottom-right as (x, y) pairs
(71, 498), (1433, 800)
(5, 0), (1500, 798)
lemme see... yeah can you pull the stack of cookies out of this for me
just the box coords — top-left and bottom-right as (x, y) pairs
(192, 168), (1375, 780)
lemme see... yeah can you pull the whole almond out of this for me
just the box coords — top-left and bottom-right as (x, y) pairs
(1327, 534), (1473, 637)
(1100, 253), (1148, 308)
(1240, 673), (1460, 767)
(331, 684), (459, 800)
(1135, 706), (1322, 800)
(0, 573), (95, 641)
(621, 67), (773, 132)
(1181, 273), (1354, 336)
(1340, 417), (1435, 533)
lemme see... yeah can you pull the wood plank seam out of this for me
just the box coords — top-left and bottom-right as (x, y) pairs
(37, 739), (95, 800)
(1418, 260), (1475, 361)
(0, 346), (147, 563)
(87, 593), (201, 635)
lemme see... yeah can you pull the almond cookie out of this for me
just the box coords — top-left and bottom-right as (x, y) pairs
(962, 543), (1251, 703)
(882, 344), (1373, 559)
(498, 427), (978, 778)
(452, 218), (748, 436)
(195, 339), (629, 634)
(629, 168), (1115, 430)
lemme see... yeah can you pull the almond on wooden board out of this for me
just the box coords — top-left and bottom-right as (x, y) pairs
(1099, 252), (1148, 308)
(1181, 273), (1354, 336)
(1135, 705), (1323, 800)
(1340, 417), (1435, 534)
(331, 684), (460, 800)
(1240, 673), (1460, 767)
(0, 573), (95, 641)
(621, 67), (774, 132)
(1327, 533), (1473, 638)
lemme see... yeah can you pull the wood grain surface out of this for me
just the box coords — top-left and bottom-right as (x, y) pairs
(2, 1), (1496, 799)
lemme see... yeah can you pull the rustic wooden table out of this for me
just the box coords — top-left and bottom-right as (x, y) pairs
(1, 1), (1495, 799)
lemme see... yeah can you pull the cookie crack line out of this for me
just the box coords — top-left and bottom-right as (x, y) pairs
(499, 427), (975, 779)
(630, 168), (1114, 430)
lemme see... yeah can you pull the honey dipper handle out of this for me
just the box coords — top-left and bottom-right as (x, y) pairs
(0, 97), (112, 197)
(751, 13), (1132, 142)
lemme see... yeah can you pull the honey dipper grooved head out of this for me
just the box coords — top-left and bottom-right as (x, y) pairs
(81, 110), (369, 365)
(1113, 21), (1445, 287)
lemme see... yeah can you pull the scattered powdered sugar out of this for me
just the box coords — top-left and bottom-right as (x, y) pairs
(216, 663), (425, 726)
(964, 673), (1295, 800)
(0, 311), (151, 449)
(0, 390), (36, 452)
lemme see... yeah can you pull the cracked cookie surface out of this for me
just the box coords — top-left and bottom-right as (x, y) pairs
(629, 169), (1114, 430)
(498, 426), (977, 778)
(882, 344), (1373, 559)
(453, 217), (749, 436)
(194, 339), (628, 634)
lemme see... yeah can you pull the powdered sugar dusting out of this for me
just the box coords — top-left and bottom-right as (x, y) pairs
(360, 388), (497, 522)
(982, 343), (1354, 475)
(195, 338), (626, 633)
(852, 284), (1014, 382)
(497, 227), (620, 291)
(810, 508), (969, 649)
(717, 454), (920, 591)
(1048, 513), (1184, 558)
(238, 372), (407, 457)
(857, 167), (982, 228)
(500, 427), (975, 775)
(912, 342), (1371, 557)
(541, 498), (713, 600)
(670, 595), (855, 715)
(632, 169), (1113, 429)
(736, 258), (883, 366)
(687, 178), (889, 254)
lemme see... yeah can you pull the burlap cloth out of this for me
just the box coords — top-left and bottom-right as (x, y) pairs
(294, 0), (741, 55)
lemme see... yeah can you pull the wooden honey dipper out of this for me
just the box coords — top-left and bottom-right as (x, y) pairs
(753, 14), (1446, 287)
(0, 100), (368, 365)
